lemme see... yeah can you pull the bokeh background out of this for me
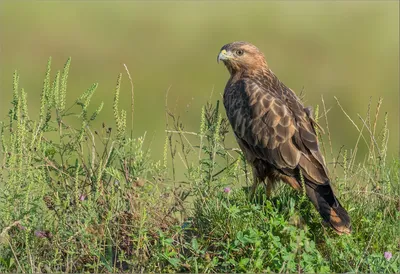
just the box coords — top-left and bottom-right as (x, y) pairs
(1, 1), (399, 173)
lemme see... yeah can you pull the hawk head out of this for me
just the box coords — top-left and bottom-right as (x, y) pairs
(217, 41), (268, 75)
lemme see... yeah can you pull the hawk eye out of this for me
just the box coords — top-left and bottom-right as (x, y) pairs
(236, 49), (244, 56)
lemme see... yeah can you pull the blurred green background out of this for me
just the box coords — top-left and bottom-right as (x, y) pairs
(1, 2), (398, 169)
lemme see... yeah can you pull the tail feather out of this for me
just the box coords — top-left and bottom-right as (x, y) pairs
(305, 182), (352, 234)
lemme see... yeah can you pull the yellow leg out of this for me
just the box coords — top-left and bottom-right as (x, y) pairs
(250, 168), (274, 200)
(262, 179), (273, 198)
(249, 177), (260, 200)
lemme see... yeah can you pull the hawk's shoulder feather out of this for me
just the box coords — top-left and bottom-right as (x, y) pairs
(223, 74), (329, 184)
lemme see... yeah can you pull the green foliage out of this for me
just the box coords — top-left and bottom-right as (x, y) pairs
(0, 58), (398, 273)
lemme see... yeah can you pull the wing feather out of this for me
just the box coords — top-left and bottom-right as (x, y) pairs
(224, 78), (329, 186)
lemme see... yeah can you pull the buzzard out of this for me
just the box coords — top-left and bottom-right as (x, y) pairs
(217, 41), (351, 234)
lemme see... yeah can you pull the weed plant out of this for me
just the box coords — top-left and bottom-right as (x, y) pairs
(0, 58), (398, 273)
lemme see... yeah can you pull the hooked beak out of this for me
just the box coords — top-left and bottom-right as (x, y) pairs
(217, 49), (232, 64)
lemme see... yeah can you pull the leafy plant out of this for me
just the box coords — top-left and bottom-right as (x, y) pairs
(0, 58), (398, 273)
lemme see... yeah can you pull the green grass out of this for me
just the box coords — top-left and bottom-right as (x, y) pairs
(0, 58), (399, 273)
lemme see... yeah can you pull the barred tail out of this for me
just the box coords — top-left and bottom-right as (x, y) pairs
(305, 182), (352, 234)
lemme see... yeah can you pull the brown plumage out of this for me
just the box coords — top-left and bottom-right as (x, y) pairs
(217, 41), (351, 234)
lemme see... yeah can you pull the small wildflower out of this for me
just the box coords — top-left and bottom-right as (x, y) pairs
(79, 194), (86, 201)
(34, 230), (52, 239)
(16, 223), (26, 231)
(34, 230), (47, 238)
(384, 251), (392, 261)
(224, 187), (231, 193)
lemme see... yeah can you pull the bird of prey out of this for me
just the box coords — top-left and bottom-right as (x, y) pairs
(217, 41), (351, 234)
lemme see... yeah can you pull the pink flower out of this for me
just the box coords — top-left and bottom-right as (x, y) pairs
(16, 223), (26, 231)
(79, 194), (86, 201)
(34, 230), (52, 239)
(384, 251), (392, 261)
(34, 230), (47, 238)
(223, 187), (231, 193)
